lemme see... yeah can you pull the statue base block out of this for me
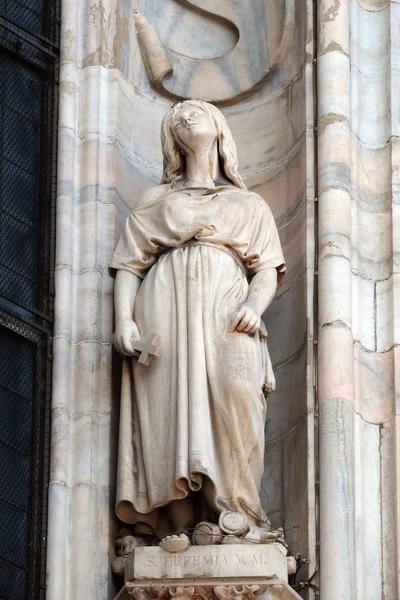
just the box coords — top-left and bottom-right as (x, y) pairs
(114, 544), (302, 600)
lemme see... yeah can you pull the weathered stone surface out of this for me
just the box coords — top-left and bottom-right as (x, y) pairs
(317, 1), (400, 598)
(47, 3), (314, 600)
(126, 544), (288, 583)
(116, 545), (302, 600)
(124, 583), (300, 600)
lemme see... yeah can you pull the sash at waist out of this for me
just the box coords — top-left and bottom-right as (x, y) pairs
(158, 241), (247, 276)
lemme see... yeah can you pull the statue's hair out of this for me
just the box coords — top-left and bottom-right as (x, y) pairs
(161, 100), (246, 189)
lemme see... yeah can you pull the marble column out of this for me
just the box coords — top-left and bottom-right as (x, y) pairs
(46, 0), (121, 598)
(317, 0), (399, 597)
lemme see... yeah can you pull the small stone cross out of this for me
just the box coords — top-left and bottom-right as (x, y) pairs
(131, 333), (163, 366)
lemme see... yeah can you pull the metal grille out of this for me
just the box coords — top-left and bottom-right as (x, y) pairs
(0, 28), (57, 318)
(0, 4), (59, 599)
(0, 0), (59, 44)
(0, 310), (49, 600)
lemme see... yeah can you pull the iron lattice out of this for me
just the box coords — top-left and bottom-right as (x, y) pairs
(0, 1), (59, 597)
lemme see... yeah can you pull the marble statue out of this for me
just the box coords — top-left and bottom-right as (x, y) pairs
(110, 100), (285, 546)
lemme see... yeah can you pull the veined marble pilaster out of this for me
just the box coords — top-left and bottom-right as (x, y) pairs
(317, 1), (399, 598)
(46, 1), (121, 598)
(304, 0), (318, 588)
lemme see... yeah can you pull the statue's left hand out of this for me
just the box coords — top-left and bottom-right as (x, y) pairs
(229, 303), (261, 334)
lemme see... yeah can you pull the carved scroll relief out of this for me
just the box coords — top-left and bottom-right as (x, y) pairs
(134, 0), (295, 104)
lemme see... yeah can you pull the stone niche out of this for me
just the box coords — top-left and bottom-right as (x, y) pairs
(113, 0), (311, 591)
(115, 544), (302, 600)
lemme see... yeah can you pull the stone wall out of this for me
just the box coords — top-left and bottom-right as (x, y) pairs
(47, 2), (316, 598)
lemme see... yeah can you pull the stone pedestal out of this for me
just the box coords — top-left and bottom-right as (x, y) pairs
(114, 545), (302, 600)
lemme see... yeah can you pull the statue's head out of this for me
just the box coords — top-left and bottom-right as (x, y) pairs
(161, 100), (245, 189)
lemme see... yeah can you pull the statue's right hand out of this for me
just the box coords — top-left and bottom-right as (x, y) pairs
(113, 320), (141, 356)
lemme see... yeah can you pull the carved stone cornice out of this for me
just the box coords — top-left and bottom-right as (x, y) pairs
(128, 584), (293, 600)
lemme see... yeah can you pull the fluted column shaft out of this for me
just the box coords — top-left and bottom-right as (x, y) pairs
(317, 1), (399, 598)
(46, 1), (120, 598)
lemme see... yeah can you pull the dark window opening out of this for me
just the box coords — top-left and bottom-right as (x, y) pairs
(0, 2), (59, 598)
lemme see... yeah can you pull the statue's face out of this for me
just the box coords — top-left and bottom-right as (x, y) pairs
(171, 104), (217, 154)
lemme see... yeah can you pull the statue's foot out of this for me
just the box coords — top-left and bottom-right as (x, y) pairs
(159, 533), (191, 553)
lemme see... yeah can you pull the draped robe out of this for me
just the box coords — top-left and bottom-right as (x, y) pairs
(110, 184), (285, 533)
